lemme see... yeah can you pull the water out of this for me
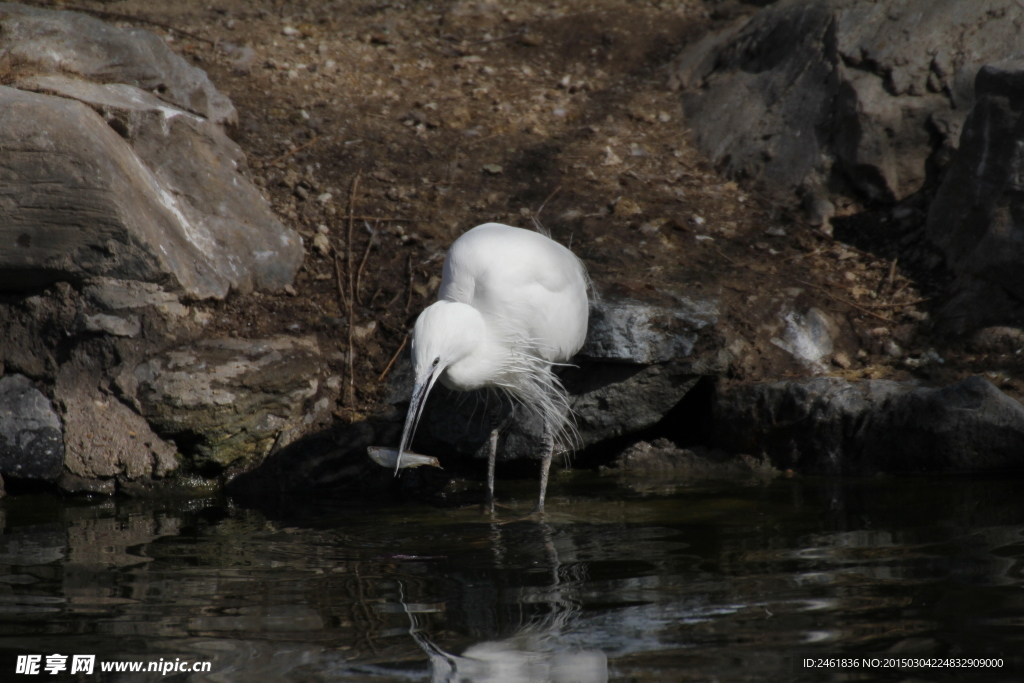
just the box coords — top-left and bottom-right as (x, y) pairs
(0, 472), (1023, 682)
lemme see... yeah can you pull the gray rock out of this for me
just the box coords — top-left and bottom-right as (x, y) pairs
(55, 354), (179, 483)
(0, 81), (302, 297)
(133, 336), (322, 471)
(0, 3), (236, 123)
(0, 374), (63, 481)
(768, 307), (837, 372)
(580, 296), (717, 363)
(926, 60), (1024, 333)
(674, 0), (1024, 203)
(80, 313), (141, 338)
(83, 277), (188, 318)
(713, 375), (1024, 474)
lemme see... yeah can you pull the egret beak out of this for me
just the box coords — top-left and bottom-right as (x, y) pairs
(397, 366), (442, 474)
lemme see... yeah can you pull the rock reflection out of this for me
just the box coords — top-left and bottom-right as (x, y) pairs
(0, 476), (1021, 681)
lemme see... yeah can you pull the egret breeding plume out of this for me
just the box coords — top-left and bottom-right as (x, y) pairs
(397, 222), (590, 512)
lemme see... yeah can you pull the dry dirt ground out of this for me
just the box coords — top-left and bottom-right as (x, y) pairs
(36, 0), (1024, 417)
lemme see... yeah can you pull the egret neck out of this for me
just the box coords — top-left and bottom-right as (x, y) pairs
(397, 300), (501, 471)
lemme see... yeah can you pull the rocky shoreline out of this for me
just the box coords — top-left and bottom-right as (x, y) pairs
(3, 1), (1024, 500)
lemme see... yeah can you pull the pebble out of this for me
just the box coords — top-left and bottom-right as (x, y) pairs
(602, 146), (622, 166)
(282, 26), (301, 37)
(832, 351), (852, 369)
(312, 233), (331, 256)
(614, 198), (642, 217)
(482, 164), (503, 175)
(353, 321), (377, 340)
(883, 339), (903, 358)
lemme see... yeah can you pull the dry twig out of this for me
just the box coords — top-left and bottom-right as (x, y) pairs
(344, 172), (361, 406)
(794, 278), (892, 323)
(346, 215), (411, 222)
(355, 221), (377, 305)
(266, 135), (328, 167)
(865, 297), (931, 310)
(378, 334), (409, 382)
(533, 185), (562, 219)
(875, 257), (898, 299)
(404, 255), (414, 314)
(333, 247), (349, 311)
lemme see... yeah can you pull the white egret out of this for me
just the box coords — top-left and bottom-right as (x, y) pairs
(397, 222), (590, 512)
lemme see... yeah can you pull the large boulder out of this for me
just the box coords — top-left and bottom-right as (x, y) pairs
(0, 5), (302, 298)
(131, 336), (325, 471)
(926, 61), (1024, 333)
(673, 0), (1024, 204)
(0, 3), (235, 123)
(0, 81), (302, 297)
(713, 375), (1024, 474)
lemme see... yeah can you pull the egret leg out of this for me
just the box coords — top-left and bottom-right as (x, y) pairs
(535, 425), (554, 514)
(484, 393), (515, 512)
(487, 427), (498, 512)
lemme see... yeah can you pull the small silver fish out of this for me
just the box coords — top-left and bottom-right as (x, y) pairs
(367, 446), (442, 470)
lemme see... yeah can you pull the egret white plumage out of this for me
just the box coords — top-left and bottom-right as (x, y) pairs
(397, 222), (590, 512)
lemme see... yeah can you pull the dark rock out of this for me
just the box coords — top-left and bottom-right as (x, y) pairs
(968, 326), (1024, 354)
(79, 313), (142, 338)
(580, 296), (717, 363)
(225, 418), (454, 502)
(58, 471), (116, 496)
(0, 3), (236, 124)
(55, 353), (179, 484)
(0, 288), (73, 380)
(391, 294), (726, 464)
(0, 80), (302, 297)
(674, 0), (1024, 204)
(0, 374), (63, 481)
(713, 376), (1024, 474)
(927, 60), (1024, 333)
(132, 336), (323, 471)
(603, 438), (778, 493)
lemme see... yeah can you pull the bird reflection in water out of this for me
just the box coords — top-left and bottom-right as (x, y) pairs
(401, 522), (608, 683)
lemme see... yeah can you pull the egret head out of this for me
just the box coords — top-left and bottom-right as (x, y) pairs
(397, 301), (485, 472)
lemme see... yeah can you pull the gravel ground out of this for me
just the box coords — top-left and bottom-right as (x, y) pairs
(46, 0), (1024, 416)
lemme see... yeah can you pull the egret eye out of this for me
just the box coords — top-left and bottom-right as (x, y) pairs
(432, 357), (440, 367)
